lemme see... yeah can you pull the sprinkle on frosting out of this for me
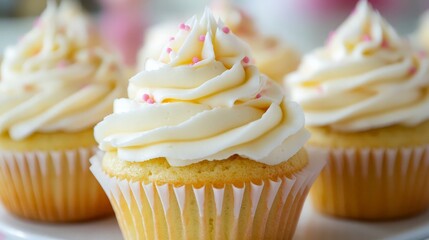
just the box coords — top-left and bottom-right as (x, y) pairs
(95, 9), (308, 167)
(286, 0), (429, 132)
(242, 56), (250, 64)
(222, 26), (230, 34)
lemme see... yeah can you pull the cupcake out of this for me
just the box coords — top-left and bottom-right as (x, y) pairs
(91, 10), (324, 240)
(417, 10), (429, 52)
(211, 0), (301, 82)
(0, 1), (126, 222)
(286, 1), (429, 220)
(138, 0), (300, 83)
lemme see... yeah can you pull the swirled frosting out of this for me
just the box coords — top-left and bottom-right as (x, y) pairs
(95, 10), (308, 167)
(0, 1), (126, 140)
(286, 1), (429, 132)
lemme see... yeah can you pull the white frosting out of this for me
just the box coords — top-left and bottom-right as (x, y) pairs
(95, 10), (308, 167)
(0, 1), (126, 140)
(286, 1), (429, 132)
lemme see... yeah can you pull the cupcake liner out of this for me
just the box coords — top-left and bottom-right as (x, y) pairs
(90, 155), (325, 240)
(0, 147), (112, 222)
(308, 145), (429, 220)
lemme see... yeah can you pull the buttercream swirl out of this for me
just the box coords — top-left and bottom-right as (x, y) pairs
(95, 10), (308, 167)
(0, 1), (126, 140)
(286, 1), (429, 132)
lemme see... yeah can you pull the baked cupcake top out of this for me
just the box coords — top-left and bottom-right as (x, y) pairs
(0, 1), (126, 140)
(95, 10), (308, 167)
(286, 1), (429, 132)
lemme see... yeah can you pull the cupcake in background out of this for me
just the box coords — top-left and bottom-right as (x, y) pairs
(417, 10), (429, 52)
(99, 0), (148, 67)
(211, 0), (301, 82)
(138, 0), (300, 83)
(286, 0), (429, 220)
(0, 0), (126, 222)
(91, 9), (324, 240)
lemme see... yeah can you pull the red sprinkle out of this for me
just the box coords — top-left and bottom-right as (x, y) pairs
(166, 47), (173, 54)
(199, 35), (206, 42)
(242, 56), (250, 64)
(408, 66), (417, 75)
(222, 27), (230, 34)
(381, 40), (389, 48)
(256, 93), (262, 99)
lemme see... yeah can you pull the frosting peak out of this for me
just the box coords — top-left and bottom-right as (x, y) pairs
(95, 10), (308, 166)
(286, 0), (429, 132)
(0, 1), (126, 140)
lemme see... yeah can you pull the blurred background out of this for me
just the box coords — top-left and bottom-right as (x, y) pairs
(0, 0), (428, 61)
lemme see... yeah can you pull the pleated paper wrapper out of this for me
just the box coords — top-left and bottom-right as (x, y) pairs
(91, 154), (325, 240)
(308, 145), (429, 220)
(0, 147), (112, 222)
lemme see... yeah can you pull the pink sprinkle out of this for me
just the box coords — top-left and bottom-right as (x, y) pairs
(142, 94), (150, 101)
(418, 51), (427, 58)
(408, 66), (417, 75)
(192, 57), (200, 64)
(381, 40), (389, 48)
(184, 25), (191, 31)
(166, 47), (172, 54)
(222, 27), (230, 34)
(57, 60), (68, 68)
(256, 93), (262, 99)
(242, 56), (250, 64)
(179, 23), (186, 29)
(199, 35), (206, 42)
(147, 99), (155, 104)
(362, 35), (371, 42)
(169, 37), (175, 41)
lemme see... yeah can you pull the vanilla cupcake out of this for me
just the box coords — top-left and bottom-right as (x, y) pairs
(0, 1), (126, 222)
(138, 0), (300, 83)
(417, 10), (429, 52)
(91, 10), (324, 240)
(286, 1), (429, 220)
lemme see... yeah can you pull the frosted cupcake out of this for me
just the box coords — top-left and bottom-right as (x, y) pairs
(286, 1), (429, 220)
(138, 0), (300, 83)
(91, 10), (324, 240)
(0, 1), (126, 222)
(417, 10), (429, 52)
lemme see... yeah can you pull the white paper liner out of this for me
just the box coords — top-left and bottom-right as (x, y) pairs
(308, 145), (429, 219)
(0, 147), (112, 222)
(90, 155), (325, 240)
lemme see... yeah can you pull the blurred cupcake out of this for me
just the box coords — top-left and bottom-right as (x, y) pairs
(0, 1), (126, 222)
(91, 10), (324, 240)
(138, 0), (300, 82)
(417, 10), (429, 52)
(286, 0), (429, 220)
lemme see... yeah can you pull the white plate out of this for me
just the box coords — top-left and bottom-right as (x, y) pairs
(1, 200), (429, 240)
(294, 201), (429, 240)
(0, 206), (121, 240)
